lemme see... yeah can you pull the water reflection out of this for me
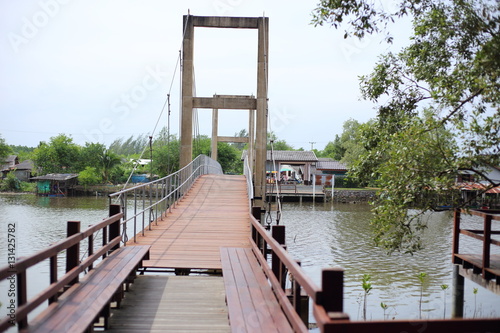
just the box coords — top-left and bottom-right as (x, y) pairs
(281, 202), (500, 320)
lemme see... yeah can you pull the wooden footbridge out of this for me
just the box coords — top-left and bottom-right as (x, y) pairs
(1, 13), (500, 333)
(2, 155), (500, 332)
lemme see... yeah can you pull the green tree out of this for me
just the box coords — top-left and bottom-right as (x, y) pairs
(81, 143), (106, 170)
(313, 0), (500, 253)
(267, 132), (294, 150)
(321, 135), (345, 160)
(217, 142), (243, 174)
(0, 135), (12, 161)
(101, 150), (122, 183)
(152, 132), (180, 177)
(33, 134), (81, 174)
(78, 167), (102, 188)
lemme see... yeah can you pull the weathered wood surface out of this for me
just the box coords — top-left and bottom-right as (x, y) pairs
(220, 247), (296, 333)
(128, 174), (251, 270)
(107, 275), (230, 332)
(26, 245), (150, 333)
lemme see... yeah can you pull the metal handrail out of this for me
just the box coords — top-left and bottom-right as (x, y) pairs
(244, 155), (254, 208)
(109, 155), (223, 243)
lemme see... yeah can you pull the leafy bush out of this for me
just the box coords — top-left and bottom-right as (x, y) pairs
(78, 167), (102, 187)
(0, 172), (20, 191)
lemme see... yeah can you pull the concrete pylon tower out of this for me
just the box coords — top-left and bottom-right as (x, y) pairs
(179, 15), (268, 206)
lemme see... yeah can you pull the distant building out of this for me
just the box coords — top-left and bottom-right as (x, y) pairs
(242, 150), (318, 185)
(1, 155), (19, 178)
(314, 158), (348, 186)
(31, 173), (79, 196)
(11, 160), (34, 182)
(457, 165), (500, 208)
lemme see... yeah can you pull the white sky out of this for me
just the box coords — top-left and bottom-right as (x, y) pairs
(0, 0), (411, 151)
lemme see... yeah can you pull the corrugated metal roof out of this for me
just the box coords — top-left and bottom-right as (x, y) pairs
(31, 173), (79, 181)
(241, 150), (318, 162)
(459, 183), (500, 194)
(316, 160), (347, 171)
(268, 150), (317, 162)
(12, 160), (34, 170)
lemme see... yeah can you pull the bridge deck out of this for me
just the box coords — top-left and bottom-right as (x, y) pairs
(107, 275), (230, 332)
(127, 174), (251, 270)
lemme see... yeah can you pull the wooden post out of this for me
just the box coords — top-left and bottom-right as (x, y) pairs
(109, 204), (121, 251)
(321, 268), (347, 318)
(293, 261), (302, 312)
(66, 221), (80, 285)
(482, 213), (492, 280)
(452, 264), (464, 318)
(272, 225), (285, 288)
(49, 256), (58, 304)
(452, 209), (460, 263)
(17, 271), (27, 329)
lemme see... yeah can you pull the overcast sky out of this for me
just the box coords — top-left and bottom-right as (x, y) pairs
(0, 0), (411, 151)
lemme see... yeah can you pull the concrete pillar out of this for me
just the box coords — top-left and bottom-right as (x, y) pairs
(180, 15), (194, 168)
(452, 264), (464, 318)
(211, 98), (218, 161)
(248, 108), (255, 172)
(254, 17), (269, 207)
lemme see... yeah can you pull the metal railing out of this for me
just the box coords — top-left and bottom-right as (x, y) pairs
(109, 155), (222, 243)
(243, 155), (254, 208)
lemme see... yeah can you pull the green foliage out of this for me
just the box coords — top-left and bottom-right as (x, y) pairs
(313, 0), (500, 253)
(33, 134), (81, 174)
(0, 135), (13, 161)
(361, 274), (372, 321)
(78, 167), (102, 187)
(10, 145), (34, 162)
(416, 272), (427, 319)
(268, 132), (294, 150)
(441, 284), (449, 319)
(109, 134), (148, 156)
(152, 131), (180, 177)
(217, 142), (243, 174)
(1, 172), (20, 191)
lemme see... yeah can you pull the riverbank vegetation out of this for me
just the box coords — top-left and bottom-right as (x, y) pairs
(313, 0), (500, 253)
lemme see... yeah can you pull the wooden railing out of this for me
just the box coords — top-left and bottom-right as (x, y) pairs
(453, 209), (500, 278)
(250, 208), (500, 332)
(0, 205), (123, 331)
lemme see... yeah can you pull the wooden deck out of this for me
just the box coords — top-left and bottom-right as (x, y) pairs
(127, 174), (251, 270)
(107, 275), (230, 332)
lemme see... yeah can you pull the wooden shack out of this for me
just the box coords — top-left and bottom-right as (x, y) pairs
(31, 173), (79, 196)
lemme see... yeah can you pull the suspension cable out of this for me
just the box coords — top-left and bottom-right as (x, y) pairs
(116, 12), (191, 202)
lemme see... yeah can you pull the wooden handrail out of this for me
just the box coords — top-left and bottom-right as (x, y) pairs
(251, 208), (500, 332)
(249, 215), (320, 301)
(0, 208), (124, 331)
(0, 213), (122, 281)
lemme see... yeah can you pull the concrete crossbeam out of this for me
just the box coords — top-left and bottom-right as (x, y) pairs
(193, 97), (257, 110)
(192, 16), (259, 28)
(217, 136), (249, 143)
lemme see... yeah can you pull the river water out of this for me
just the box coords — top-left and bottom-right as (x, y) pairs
(0, 194), (499, 325)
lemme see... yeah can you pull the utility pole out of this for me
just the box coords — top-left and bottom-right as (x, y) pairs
(309, 141), (316, 151)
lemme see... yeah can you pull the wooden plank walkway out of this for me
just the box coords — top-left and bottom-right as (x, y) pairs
(107, 275), (230, 332)
(127, 174), (251, 270)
